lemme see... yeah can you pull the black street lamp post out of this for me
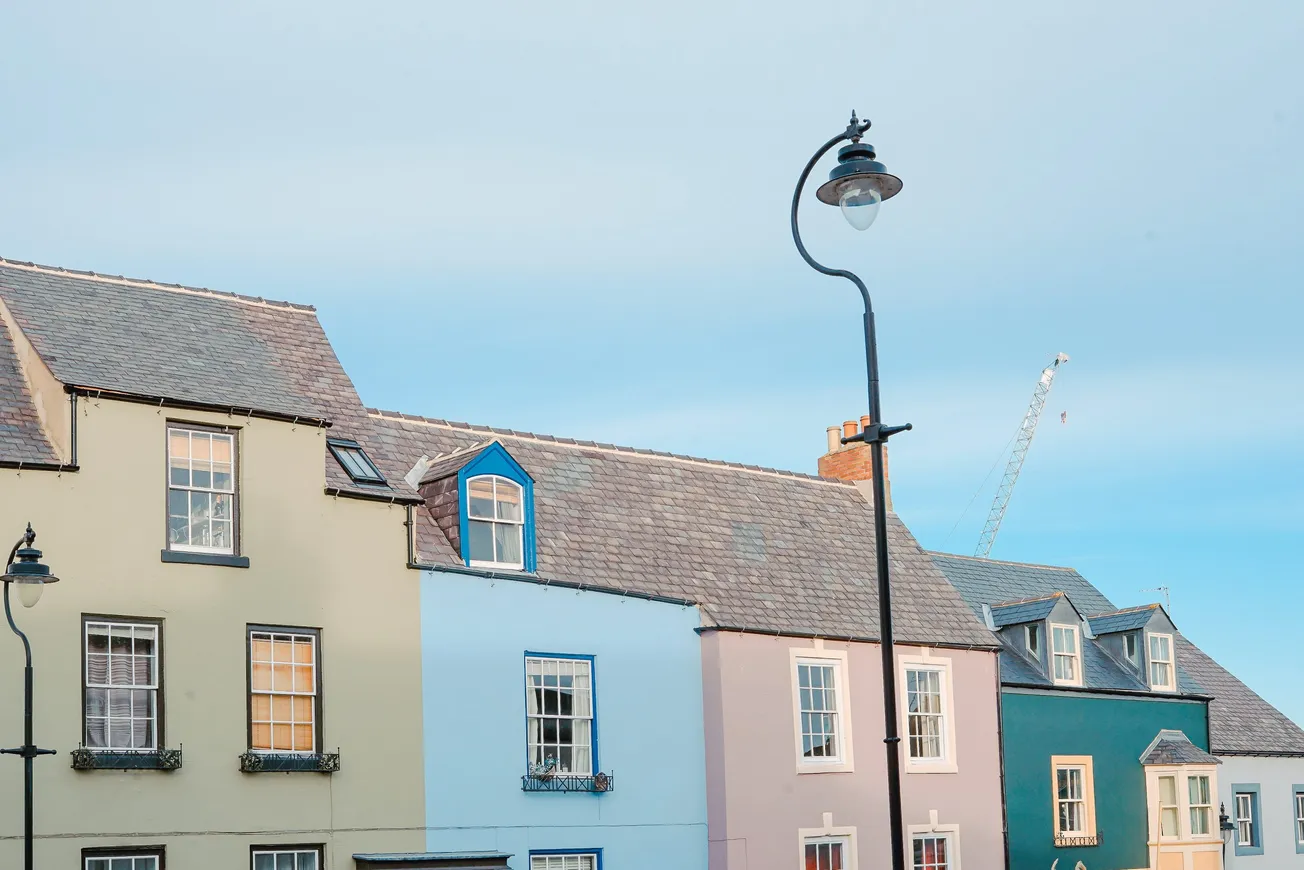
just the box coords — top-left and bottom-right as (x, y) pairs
(791, 112), (912, 870)
(1, 523), (60, 870)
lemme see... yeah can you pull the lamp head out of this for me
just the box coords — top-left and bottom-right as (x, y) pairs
(815, 141), (903, 231)
(3, 525), (58, 608)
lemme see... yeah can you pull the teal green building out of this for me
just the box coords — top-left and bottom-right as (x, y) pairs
(933, 554), (1223, 870)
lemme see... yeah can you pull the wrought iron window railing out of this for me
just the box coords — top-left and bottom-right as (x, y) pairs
(1053, 831), (1102, 848)
(521, 769), (612, 793)
(239, 750), (341, 773)
(70, 747), (183, 771)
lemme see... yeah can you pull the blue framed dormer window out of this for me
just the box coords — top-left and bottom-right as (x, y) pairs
(468, 476), (524, 568)
(455, 442), (536, 572)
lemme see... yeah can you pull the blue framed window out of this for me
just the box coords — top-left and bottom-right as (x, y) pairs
(457, 443), (536, 572)
(524, 653), (597, 777)
(529, 850), (602, 870)
(1233, 783), (1264, 856)
(1294, 785), (1304, 853)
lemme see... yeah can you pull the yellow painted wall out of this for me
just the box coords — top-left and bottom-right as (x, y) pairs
(0, 398), (425, 867)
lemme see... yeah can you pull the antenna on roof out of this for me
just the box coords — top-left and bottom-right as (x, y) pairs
(1140, 586), (1171, 613)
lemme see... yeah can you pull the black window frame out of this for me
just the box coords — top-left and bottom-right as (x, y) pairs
(163, 420), (244, 562)
(246, 624), (324, 756)
(250, 843), (325, 869)
(327, 438), (386, 484)
(83, 845), (166, 869)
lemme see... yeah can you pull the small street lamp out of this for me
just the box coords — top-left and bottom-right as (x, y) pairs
(2, 523), (60, 870)
(791, 112), (911, 870)
(1220, 803), (1236, 863)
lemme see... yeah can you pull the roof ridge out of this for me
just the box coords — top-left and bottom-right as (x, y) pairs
(991, 591), (1065, 608)
(926, 551), (1081, 572)
(0, 257), (316, 314)
(1089, 603), (1160, 618)
(367, 408), (856, 488)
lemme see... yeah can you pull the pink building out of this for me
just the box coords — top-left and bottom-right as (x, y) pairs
(701, 422), (1005, 870)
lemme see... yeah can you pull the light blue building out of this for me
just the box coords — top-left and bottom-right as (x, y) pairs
(369, 431), (709, 870)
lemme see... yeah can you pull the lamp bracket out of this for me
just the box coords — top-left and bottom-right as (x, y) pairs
(841, 422), (914, 446)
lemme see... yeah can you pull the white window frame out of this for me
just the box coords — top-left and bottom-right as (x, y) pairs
(1050, 624), (1082, 687)
(83, 620), (161, 752)
(1051, 755), (1097, 844)
(1295, 790), (1304, 849)
(908, 812), (962, 870)
(798, 813), (858, 870)
(1147, 632), (1176, 692)
(1157, 773), (1181, 838)
(466, 474), (525, 569)
(526, 655), (595, 777)
(1187, 773), (1213, 836)
(790, 643), (853, 773)
(1145, 765), (1220, 843)
(898, 650), (958, 774)
(1235, 791), (1256, 846)
(252, 848), (321, 869)
(1024, 624), (1041, 661)
(85, 854), (161, 870)
(166, 425), (238, 555)
(529, 854), (599, 870)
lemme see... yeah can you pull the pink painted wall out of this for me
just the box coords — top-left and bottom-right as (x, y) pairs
(702, 631), (1005, 869)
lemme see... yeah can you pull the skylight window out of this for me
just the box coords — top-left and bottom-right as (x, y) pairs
(328, 439), (385, 484)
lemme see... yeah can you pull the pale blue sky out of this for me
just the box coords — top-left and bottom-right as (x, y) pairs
(2, 2), (1300, 723)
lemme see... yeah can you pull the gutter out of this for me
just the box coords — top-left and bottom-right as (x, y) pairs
(1003, 682), (1214, 702)
(0, 460), (78, 473)
(699, 624), (1002, 653)
(410, 557), (701, 608)
(67, 384), (332, 428)
(996, 655), (1011, 870)
(324, 486), (422, 506)
(1215, 749), (1304, 759)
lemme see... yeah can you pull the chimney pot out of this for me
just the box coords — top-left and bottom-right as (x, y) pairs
(860, 414), (873, 432)
(825, 426), (841, 454)
(842, 420), (858, 440)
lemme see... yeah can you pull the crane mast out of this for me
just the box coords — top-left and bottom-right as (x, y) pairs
(975, 352), (1070, 557)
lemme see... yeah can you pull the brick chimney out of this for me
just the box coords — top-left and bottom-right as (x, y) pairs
(818, 416), (892, 511)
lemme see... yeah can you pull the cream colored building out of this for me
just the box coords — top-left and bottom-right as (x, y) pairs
(0, 260), (425, 869)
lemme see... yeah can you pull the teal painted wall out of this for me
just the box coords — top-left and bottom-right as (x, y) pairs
(1002, 690), (1209, 870)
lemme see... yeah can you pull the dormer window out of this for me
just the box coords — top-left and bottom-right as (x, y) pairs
(1025, 624), (1041, 661)
(1051, 624), (1082, 686)
(1148, 633), (1175, 691)
(467, 475), (524, 568)
(328, 439), (385, 484)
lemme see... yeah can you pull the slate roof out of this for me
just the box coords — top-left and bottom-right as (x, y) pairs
(931, 552), (1203, 695)
(1175, 636), (1304, 756)
(989, 593), (1065, 628)
(0, 258), (406, 499)
(367, 411), (998, 648)
(0, 315), (59, 464)
(931, 551), (1304, 756)
(1140, 730), (1221, 766)
(1088, 604), (1164, 635)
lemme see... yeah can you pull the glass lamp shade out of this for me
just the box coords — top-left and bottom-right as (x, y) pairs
(839, 184), (882, 230)
(14, 577), (44, 608)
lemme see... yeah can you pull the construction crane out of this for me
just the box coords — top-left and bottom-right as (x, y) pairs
(974, 353), (1070, 557)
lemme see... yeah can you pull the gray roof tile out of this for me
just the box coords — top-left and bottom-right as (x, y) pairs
(367, 412), (997, 648)
(1089, 605), (1164, 635)
(932, 551), (1304, 754)
(0, 258), (401, 499)
(1140, 730), (1221, 765)
(0, 315), (59, 464)
(989, 594), (1063, 627)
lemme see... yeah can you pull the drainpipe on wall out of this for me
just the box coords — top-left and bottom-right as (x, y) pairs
(995, 655), (1010, 870)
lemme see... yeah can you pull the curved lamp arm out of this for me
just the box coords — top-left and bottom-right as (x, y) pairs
(790, 115), (873, 312)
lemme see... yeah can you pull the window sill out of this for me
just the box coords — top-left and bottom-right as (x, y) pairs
(161, 549), (250, 568)
(521, 772), (612, 793)
(796, 760), (854, 775)
(71, 747), (182, 771)
(239, 751), (340, 773)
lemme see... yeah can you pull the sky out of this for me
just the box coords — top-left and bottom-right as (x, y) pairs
(2, 2), (1301, 724)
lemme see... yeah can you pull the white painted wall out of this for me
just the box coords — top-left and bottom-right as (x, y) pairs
(1218, 755), (1304, 870)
